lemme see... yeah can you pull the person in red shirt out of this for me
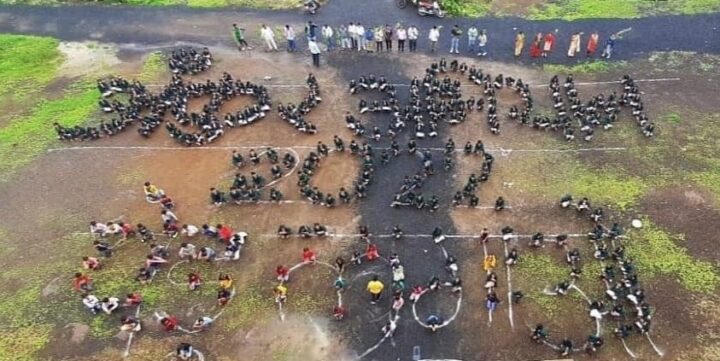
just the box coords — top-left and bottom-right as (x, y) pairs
(542, 32), (555, 57)
(530, 32), (542, 58)
(124, 292), (143, 307)
(333, 305), (346, 320)
(302, 247), (316, 263)
(218, 224), (234, 244)
(188, 272), (202, 290)
(72, 272), (93, 293)
(119, 222), (135, 240)
(276, 265), (290, 282)
(366, 243), (379, 261)
(158, 313), (177, 332)
(82, 256), (101, 270)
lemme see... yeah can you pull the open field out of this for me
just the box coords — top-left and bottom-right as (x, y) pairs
(0, 2), (719, 360)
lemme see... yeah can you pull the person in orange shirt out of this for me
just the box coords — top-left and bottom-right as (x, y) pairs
(586, 31), (599, 57)
(218, 224), (234, 243)
(72, 272), (93, 293)
(366, 243), (379, 261)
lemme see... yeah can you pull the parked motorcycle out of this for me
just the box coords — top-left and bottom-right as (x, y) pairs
(305, 0), (320, 15)
(397, 0), (445, 18)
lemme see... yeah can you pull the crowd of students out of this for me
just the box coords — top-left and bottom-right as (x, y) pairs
(74, 181), (249, 346)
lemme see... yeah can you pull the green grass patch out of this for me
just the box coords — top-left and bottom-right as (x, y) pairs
(0, 324), (52, 361)
(0, 82), (98, 182)
(529, 0), (640, 20)
(544, 60), (626, 74)
(0, 34), (62, 101)
(627, 221), (719, 293)
(138, 51), (167, 82)
(514, 253), (567, 315)
(221, 286), (274, 330)
(519, 156), (648, 211)
(443, 0), (491, 17)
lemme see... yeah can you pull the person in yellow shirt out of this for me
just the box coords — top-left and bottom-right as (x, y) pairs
(367, 275), (384, 304)
(274, 284), (288, 304)
(218, 274), (233, 290)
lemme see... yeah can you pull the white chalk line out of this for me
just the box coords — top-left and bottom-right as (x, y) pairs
(502, 240), (514, 330)
(411, 291), (463, 330)
(144, 77), (680, 89)
(355, 314), (399, 360)
(47, 144), (627, 154)
(122, 304), (142, 358)
(258, 232), (588, 239)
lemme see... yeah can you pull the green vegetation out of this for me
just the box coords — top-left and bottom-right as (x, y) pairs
(222, 286), (273, 330)
(528, 0), (720, 20)
(518, 156), (649, 211)
(0, 34), (62, 100)
(0, 324), (52, 361)
(544, 60), (627, 74)
(0, 83), (97, 182)
(514, 253), (567, 315)
(443, 0), (491, 17)
(138, 51), (167, 82)
(627, 221), (719, 293)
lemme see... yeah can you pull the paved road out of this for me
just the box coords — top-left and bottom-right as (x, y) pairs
(1, 0), (719, 63)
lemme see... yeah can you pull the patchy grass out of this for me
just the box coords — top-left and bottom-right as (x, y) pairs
(514, 253), (567, 315)
(138, 51), (167, 82)
(0, 34), (62, 100)
(221, 286), (274, 330)
(544, 60), (627, 74)
(529, 0), (640, 20)
(517, 155), (649, 211)
(0, 324), (52, 361)
(0, 83), (98, 182)
(443, 0), (492, 17)
(627, 221), (719, 293)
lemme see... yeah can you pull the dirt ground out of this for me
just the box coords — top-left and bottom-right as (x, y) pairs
(1, 41), (719, 361)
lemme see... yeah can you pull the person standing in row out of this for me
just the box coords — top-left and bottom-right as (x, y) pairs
(408, 25), (419, 52)
(339, 24), (351, 49)
(322, 25), (334, 50)
(514, 31), (525, 57)
(586, 31), (599, 57)
(477, 29), (488, 56)
(261, 24), (278, 51)
(348, 23), (358, 49)
(567, 32), (581, 57)
(542, 31), (555, 57)
(449, 24), (462, 54)
(429, 25), (441, 52)
(355, 23), (366, 51)
(309, 39), (321, 67)
(530, 32), (542, 58)
(305, 21), (318, 41)
(384, 24), (394, 52)
(396, 25), (407, 52)
(467, 25), (478, 53)
(284, 25), (297, 52)
(232, 24), (249, 51)
(365, 26), (374, 52)
(374, 26), (384, 52)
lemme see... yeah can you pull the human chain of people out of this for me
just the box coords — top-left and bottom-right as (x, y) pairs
(237, 21), (628, 67)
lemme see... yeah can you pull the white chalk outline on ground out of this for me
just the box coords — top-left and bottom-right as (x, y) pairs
(47, 145), (627, 154)
(142, 77), (681, 89)
(122, 304), (142, 358)
(503, 240), (515, 330)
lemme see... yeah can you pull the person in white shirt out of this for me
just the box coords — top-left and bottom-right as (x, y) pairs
(321, 25), (334, 50)
(83, 294), (101, 314)
(477, 29), (488, 56)
(284, 25), (297, 52)
(90, 221), (108, 238)
(356, 23), (366, 51)
(260, 24), (278, 51)
(101, 297), (120, 315)
(407, 25), (419, 52)
(179, 242), (197, 259)
(181, 224), (199, 237)
(428, 25), (441, 52)
(105, 222), (122, 235)
(396, 25), (407, 52)
(467, 26), (478, 53)
(308, 40), (321, 67)
(161, 209), (178, 224)
(348, 22), (357, 49)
